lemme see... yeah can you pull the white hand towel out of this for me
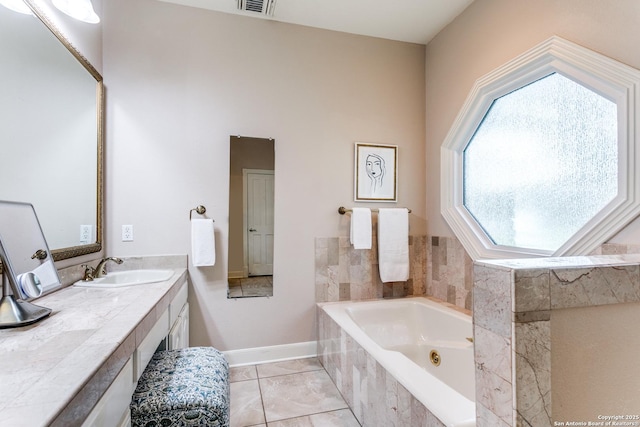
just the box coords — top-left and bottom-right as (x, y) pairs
(350, 208), (372, 249)
(191, 218), (216, 267)
(377, 208), (409, 282)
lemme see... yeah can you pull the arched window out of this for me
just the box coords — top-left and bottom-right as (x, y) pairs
(441, 37), (640, 260)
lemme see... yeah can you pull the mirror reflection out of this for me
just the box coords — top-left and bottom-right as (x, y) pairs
(228, 136), (275, 298)
(0, 201), (60, 328)
(0, 3), (103, 260)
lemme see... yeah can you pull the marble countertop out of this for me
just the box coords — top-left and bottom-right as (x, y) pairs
(475, 253), (640, 270)
(0, 264), (187, 427)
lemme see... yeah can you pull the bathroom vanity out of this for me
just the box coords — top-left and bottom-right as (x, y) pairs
(0, 264), (188, 427)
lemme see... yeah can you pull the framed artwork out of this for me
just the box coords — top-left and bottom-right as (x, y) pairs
(354, 142), (397, 202)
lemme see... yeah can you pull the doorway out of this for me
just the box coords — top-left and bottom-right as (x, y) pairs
(244, 169), (274, 277)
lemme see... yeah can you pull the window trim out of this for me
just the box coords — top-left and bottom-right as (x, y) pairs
(441, 36), (640, 260)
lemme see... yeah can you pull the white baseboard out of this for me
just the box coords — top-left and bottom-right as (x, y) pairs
(223, 341), (317, 367)
(227, 271), (245, 279)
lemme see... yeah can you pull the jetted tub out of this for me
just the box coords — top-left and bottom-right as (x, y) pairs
(319, 297), (475, 427)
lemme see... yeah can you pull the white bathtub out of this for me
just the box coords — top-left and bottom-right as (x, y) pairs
(321, 297), (475, 427)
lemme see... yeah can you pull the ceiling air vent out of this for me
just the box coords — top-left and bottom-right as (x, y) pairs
(237, 0), (276, 16)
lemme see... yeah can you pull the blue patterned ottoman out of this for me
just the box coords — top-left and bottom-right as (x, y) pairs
(130, 347), (230, 427)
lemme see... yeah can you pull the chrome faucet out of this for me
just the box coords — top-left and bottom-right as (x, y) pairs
(93, 257), (124, 278)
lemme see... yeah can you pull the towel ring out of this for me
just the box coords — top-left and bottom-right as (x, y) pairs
(189, 205), (207, 220)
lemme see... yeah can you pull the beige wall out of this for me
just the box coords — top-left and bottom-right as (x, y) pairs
(102, 0), (425, 350)
(425, 0), (640, 242)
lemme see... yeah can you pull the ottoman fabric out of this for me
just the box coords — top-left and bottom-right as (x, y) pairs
(131, 347), (229, 427)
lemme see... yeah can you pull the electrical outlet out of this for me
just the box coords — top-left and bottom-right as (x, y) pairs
(122, 225), (134, 242)
(80, 225), (92, 244)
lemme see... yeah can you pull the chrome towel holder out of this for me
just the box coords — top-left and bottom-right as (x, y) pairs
(338, 206), (412, 215)
(190, 205), (211, 220)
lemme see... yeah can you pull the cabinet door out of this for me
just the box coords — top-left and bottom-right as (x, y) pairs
(134, 309), (169, 381)
(82, 358), (134, 427)
(117, 412), (131, 427)
(169, 303), (189, 350)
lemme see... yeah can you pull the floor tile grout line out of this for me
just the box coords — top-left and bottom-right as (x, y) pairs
(317, 362), (363, 426)
(256, 368), (268, 427)
(230, 361), (325, 382)
(256, 367), (325, 380)
(229, 364), (259, 384)
(263, 407), (360, 426)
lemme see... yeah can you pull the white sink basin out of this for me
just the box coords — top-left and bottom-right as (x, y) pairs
(75, 269), (174, 288)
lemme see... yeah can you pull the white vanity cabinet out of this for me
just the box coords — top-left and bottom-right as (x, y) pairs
(81, 358), (134, 427)
(134, 308), (170, 382)
(82, 278), (189, 427)
(168, 280), (189, 350)
(169, 302), (189, 350)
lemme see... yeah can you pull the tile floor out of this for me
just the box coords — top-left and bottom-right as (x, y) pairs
(228, 276), (274, 298)
(230, 357), (361, 427)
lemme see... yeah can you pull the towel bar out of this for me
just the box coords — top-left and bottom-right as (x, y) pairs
(338, 206), (411, 215)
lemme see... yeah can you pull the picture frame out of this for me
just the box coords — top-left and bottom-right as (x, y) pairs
(354, 142), (397, 202)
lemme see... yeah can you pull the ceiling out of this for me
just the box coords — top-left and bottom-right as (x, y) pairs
(157, 0), (475, 45)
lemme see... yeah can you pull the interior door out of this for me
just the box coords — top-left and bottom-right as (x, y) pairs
(246, 170), (274, 276)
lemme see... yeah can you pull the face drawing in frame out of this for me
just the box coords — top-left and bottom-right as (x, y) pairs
(355, 143), (397, 202)
(365, 153), (386, 194)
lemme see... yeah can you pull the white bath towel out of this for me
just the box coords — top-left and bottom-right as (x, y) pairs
(191, 218), (216, 267)
(350, 208), (372, 249)
(377, 208), (409, 282)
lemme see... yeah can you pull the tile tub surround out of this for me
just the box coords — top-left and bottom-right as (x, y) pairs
(314, 233), (474, 311)
(0, 263), (188, 426)
(317, 298), (473, 427)
(473, 254), (640, 426)
(315, 235), (427, 302)
(424, 238), (635, 313)
(427, 236), (473, 311)
(314, 235), (635, 310)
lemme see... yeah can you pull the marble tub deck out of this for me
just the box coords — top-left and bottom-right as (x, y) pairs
(230, 357), (360, 427)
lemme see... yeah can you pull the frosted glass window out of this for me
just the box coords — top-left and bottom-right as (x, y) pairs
(442, 37), (640, 260)
(463, 73), (618, 252)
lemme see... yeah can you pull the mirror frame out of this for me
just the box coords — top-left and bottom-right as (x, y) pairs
(23, 0), (104, 261)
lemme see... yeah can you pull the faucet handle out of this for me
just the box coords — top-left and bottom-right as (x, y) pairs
(81, 264), (95, 282)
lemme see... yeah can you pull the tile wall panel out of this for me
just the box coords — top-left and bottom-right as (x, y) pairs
(315, 235), (427, 302)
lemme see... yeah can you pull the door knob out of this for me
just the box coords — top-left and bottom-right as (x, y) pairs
(249, 228), (256, 232)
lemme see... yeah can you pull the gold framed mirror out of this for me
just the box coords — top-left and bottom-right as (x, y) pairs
(0, 1), (103, 261)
